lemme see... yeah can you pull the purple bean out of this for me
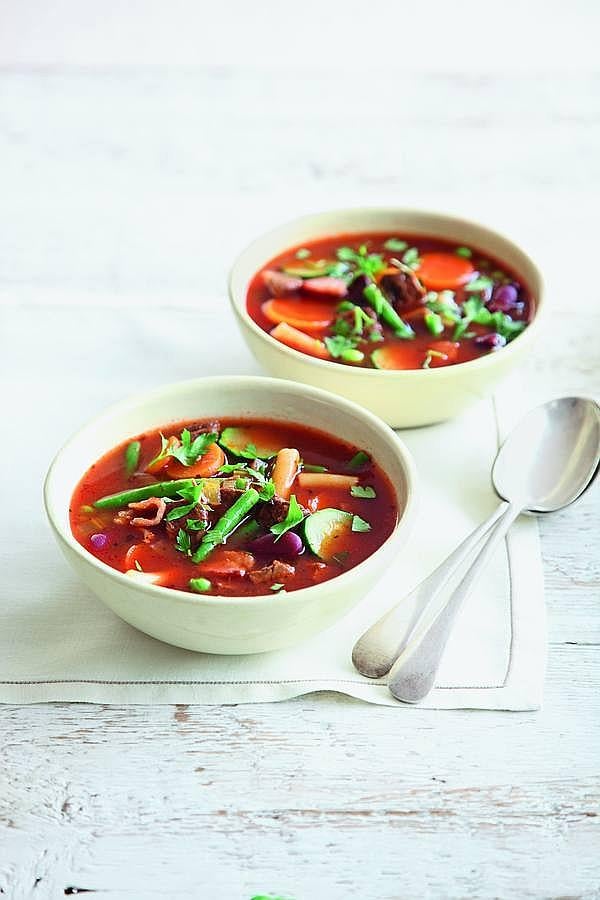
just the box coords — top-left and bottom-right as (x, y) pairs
(248, 530), (304, 559)
(90, 532), (108, 550)
(488, 283), (523, 314)
(474, 332), (507, 351)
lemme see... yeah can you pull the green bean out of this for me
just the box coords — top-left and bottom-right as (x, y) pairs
(228, 518), (261, 546)
(192, 488), (260, 563)
(124, 440), (141, 476)
(363, 283), (415, 339)
(93, 479), (196, 509)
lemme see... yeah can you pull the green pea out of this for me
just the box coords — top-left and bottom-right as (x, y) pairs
(189, 577), (212, 593)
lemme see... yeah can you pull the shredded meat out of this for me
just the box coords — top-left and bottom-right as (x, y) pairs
(362, 305), (383, 338)
(188, 420), (220, 439)
(380, 261), (426, 311)
(249, 560), (295, 585)
(262, 269), (303, 297)
(164, 500), (210, 548)
(127, 497), (167, 527)
(257, 496), (309, 529)
(347, 274), (373, 306)
(308, 560), (327, 580)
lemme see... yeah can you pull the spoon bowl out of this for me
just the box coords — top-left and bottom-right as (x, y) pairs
(492, 397), (600, 512)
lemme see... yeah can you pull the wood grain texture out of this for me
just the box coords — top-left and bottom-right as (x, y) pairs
(1, 57), (599, 899)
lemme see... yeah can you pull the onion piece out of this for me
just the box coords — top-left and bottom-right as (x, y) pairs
(297, 473), (359, 490)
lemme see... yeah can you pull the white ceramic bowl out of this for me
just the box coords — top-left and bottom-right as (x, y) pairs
(229, 208), (545, 428)
(44, 376), (416, 654)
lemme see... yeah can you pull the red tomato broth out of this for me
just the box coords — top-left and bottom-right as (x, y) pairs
(246, 232), (535, 370)
(70, 418), (398, 596)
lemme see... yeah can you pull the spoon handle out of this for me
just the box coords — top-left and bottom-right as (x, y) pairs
(352, 501), (509, 678)
(387, 502), (522, 704)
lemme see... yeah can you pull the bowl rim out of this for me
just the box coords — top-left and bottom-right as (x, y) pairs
(44, 374), (417, 608)
(228, 206), (545, 378)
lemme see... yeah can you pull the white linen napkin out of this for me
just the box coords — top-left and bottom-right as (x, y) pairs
(0, 300), (545, 708)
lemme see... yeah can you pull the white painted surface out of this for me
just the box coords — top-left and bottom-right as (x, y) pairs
(1, 9), (599, 895)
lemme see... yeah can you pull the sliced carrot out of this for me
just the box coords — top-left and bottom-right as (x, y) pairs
(166, 441), (226, 479)
(416, 252), (475, 291)
(145, 435), (179, 474)
(372, 341), (460, 370)
(262, 298), (336, 332)
(297, 473), (359, 490)
(272, 448), (300, 499)
(270, 322), (331, 360)
(371, 344), (430, 370)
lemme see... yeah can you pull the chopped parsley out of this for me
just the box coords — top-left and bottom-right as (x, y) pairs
(257, 480), (276, 501)
(336, 245), (386, 280)
(331, 303), (377, 349)
(453, 296), (491, 340)
(348, 450), (370, 470)
(283, 259), (347, 279)
(270, 583), (285, 592)
(295, 248), (311, 259)
(455, 246), (472, 258)
(171, 429), (218, 467)
(352, 515), (371, 533)
(165, 481), (204, 521)
(491, 312), (526, 341)
(325, 334), (359, 358)
(186, 518), (207, 532)
(175, 529), (192, 556)
(148, 429), (217, 470)
(401, 247), (421, 269)
(464, 275), (494, 293)
(124, 440), (141, 476)
(426, 291), (462, 324)
(270, 494), (305, 539)
(218, 463), (266, 483)
(350, 485), (376, 499)
(384, 237), (408, 252)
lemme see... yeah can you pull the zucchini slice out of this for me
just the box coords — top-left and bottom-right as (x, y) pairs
(304, 508), (352, 561)
(219, 426), (280, 460)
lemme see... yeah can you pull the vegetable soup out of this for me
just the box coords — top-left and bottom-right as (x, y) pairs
(246, 232), (534, 370)
(70, 418), (398, 596)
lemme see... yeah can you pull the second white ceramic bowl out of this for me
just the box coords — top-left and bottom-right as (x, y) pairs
(229, 208), (544, 428)
(44, 376), (416, 654)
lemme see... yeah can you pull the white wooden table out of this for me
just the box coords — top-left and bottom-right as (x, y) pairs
(1, 56), (599, 898)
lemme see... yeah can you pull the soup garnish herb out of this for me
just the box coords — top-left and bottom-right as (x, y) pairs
(71, 419), (397, 596)
(246, 231), (533, 370)
(124, 440), (141, 475)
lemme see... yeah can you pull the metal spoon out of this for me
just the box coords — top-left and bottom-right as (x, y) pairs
(353, 397), (600, 697)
